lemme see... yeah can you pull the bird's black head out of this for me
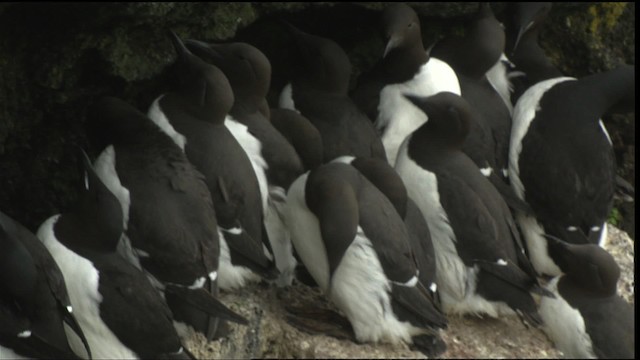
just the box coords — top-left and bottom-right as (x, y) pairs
(281, 21), (351, 94)
(404, 92), (473, 149)
(169, 31), (234, 123)
(53, 148), (124, 256)
(185, 40), (271, 113)
(381, 3), (423, 58)
(545, 234), (620, 296)
(507, 2), (552, 55)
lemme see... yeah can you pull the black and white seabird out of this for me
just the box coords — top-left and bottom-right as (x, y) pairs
(331, 155), (440, 305)
(539, 235), (634, 359)
(1, 211), (90, 359)
(184, 39), (305, 287)
(352, 3), (461, 165)
(147, 32), (276, 291)
(429, 3), (533, 214)
(87, 97), (246, 340)
(286, 161), (447, 356)
(506, 2), (634, 203)
(278, 22), (387, 163)
(395, 92), (550, 325)
(36, 149), (196, 359)
(509, 65), (635, 276)
(504, 2), (561, 103)
(431, 3), (513, 183)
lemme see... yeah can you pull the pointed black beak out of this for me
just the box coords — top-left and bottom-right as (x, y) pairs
(169, 30), (190, 58)
(403, 93), (426, 109)
(184, 39), (211, 53)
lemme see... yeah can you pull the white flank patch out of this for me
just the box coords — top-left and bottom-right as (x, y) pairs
(497, 259), (508, 266)
(147, 95), (187, 151)
(539, 277), (597, 359)
(598, 223), (609, 249)
(486, 53), (514, 116)
(84, 172), (89, 190)
(430, 283), (437, 293)
(567, 226), (578, 232)
(502, 168), (509, 178)
(217, 230), (261, 291)
(395, 141), (513, 318)
(591, 226), (601, 232)
(188, 277), (206, 290)
(330, 155), (356, 165)
(209, 271), (218, 282)
(67, 306), (73, 313)
(263, 243), (274, 261)
(392, 275), (418, 287)
(221, 227), (242, 235)
(515, 212), (562, 277)
(225, 115), (269, 211)
(480, 167), (493, 177)
(37, 215), (139, 359)
(93, 145), (131, 230)
(265, 186), (297, 287)
(286, 173), (331, 291)
(599, 120), (612, 146)
(377, 58), (461, 166)
(16, 331), (31, 338)
(278, 83), (300, 113)
(330, 226), (425, 344)
(135, 248), (150, 258)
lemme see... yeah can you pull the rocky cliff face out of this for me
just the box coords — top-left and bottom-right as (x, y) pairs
(0, 3), (634, 232)
(0, 3), (634, 359)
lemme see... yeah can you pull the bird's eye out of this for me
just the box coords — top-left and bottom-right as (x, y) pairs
(408, 23), (414, 28)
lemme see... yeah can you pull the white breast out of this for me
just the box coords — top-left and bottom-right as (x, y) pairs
(264, 185), (297, 287)
(224, 115), (269, 211)
(395, 139), (464, 299)
(147, 95), (187, 151)
(93, 145), (130, 230)
(394, 139), (513, 318)
(37, 215), (139, 360)
(486, 53), (514, 116)
(515, 212), (562, 277)
(278, 83), (298, 112)
(377, 59), (461, 166)
(286, 173), (330, 290)
(539, 277), (596, 359)
(330, 226), (425, 344)
(286, 172), (425, 343)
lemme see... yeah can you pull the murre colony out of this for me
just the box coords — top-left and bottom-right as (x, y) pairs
(1, 2), (634, 359)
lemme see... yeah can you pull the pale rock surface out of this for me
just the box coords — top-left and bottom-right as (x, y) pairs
(184, 224), (633, 358)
